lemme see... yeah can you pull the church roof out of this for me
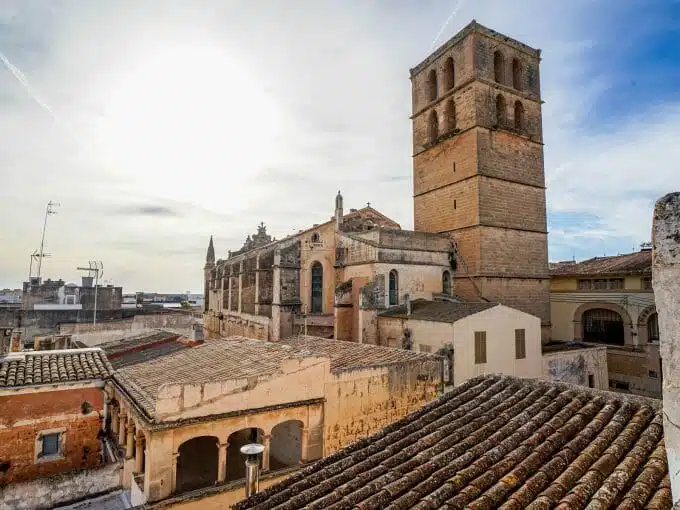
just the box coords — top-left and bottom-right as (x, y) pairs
(234, 375), (670, 510)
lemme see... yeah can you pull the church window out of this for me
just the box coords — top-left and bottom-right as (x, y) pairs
(512, 58), (522, 90)
(445, 100), (456, 132)
(444, 57), (455, 90)
(514, 100), (524, 131)
(428, 110), (439, 143)
(310, 262), (323, 313)
(495, 94), (506, 126)
(389, 270), (399, 306)
(427, 69), (438, 102)
(442, 271), (451, 295)
(494, 51), (505, 84)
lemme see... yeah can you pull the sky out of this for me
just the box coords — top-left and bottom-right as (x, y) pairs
(0, 0), (678, 293)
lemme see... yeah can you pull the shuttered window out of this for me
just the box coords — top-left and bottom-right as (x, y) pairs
(515, 329), (526, 359)
(474, 331), (487, 364)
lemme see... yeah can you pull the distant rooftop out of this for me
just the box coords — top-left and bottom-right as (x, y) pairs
(550, 250), (652, 277)
(379, 299), (499, 323)
(0, 348), (113, 388)
(542, 340), (605, 354)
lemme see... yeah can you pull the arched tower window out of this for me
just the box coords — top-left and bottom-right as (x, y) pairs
(493, 51), (505, 84)
(427, 69), (438, 102)
(310, 262), (323, 313)
(428, 110), (439, 143)
(445, 100), (456, 132)
(512, 58), (522, 90)
(442, 271), (452, 295)
(514, 100), (524, 131)
(388, 270), (399, 306)
(444, 57), (455, 91)
(495, 94), (506, 127)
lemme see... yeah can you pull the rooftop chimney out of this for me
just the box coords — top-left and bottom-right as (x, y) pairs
(82, 276), (94, 288)
(241, 443), (265, 498)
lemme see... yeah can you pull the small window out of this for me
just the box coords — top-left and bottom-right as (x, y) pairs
(608, 279), (624, 290)
(444, 57), (455, 91)
(389, 270), (399, 306)
(445, 100), (456, 132)
(514, 329), (526, 359)
(42, 433), (60, 456)
(514, 101), (524, 131)
(649, 370), (659, 378)
(593, 279), (608, 290)
(641, 277), (653, 290)
(419, 344), (432, 353)
(577, 279), (592, 291)
(493, 51), (505, 83)
(310, 232), (320, 244)
(427, 69), (438, 102)
(512, 58), (522, 90)
(474, 331), (487, 364)
(442, 271), (452, 295)
(588, 374), (595, 388)
(428, 110), (439, 143)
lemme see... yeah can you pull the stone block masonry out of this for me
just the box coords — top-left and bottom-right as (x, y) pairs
(651, 191), (680, 506)
(0, 462), (121, 510)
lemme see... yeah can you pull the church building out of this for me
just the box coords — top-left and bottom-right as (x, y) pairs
(203, 20), (551, 344)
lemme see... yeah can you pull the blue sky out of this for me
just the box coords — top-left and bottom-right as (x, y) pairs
(0, 0), (679, 291)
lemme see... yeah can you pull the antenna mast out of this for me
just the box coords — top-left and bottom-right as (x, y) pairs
(37, 201), (60, 281)
(77, 261), (103, 327)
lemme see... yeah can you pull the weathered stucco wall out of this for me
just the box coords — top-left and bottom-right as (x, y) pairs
(0, 461), (121, 510)
(322, 360), (441, 455)
(541, 346), (608, 390)
(0, 385), (105, 485)
(651, 192), (680, 505)
(60, 313), (195, 335)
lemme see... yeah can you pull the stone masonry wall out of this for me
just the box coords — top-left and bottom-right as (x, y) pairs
(0, 462), (121, 510)
(322, 360), (441, 455)
(0, 387), (104, 485)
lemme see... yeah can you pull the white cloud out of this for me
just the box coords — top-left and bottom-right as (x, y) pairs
(0, 0), (677, 291)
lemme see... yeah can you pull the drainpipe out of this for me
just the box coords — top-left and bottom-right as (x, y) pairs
(241, 443), (265, 498)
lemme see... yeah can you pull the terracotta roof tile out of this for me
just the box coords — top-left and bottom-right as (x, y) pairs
(0, 348), (113, 388)
(550, 250), (652, 277)
(233, 375), (669, 510)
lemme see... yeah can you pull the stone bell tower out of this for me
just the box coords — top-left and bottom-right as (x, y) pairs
(410, 21), (551, 340)
(203, 235), (215, 313)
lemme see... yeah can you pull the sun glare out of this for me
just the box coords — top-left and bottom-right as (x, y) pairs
(85, 39), (284, 210)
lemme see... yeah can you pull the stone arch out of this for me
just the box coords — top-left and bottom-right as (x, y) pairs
(445, 100), (456, 132)
(444, 57), (455, 91)
(270, 420), (304, 469)
(227, 427), (264, 482)
(310, 261), (324, 314)
(493, 50), (505, 83)
(428, 109), (439, 143)
(572, 302), (633, 345)
(637, 304), (658, 344)
(514, 100), (524, 131)
(512, 58), (522, 90)
(176, 435), (219, 493)
(427, 68), (438, 102)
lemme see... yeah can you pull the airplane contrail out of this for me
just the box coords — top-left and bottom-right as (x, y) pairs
(429, 0), (466, 51)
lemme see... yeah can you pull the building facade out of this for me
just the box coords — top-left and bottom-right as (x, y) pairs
(22, 276), (122, 311)
(550, 246), (660, 398)
(409, 21), (551, 341)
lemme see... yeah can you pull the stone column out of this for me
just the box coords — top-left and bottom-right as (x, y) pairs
(171, 451), (180, 494)
(111, 406), (119, 436)
(652, 191), (680, 506)
(272, 250), (282, 341)
(262, 434), (271, 471)
(227, 269), (233, 311)
(135, 435), (144, 473)
(217, 441), (228, 483)
(118, 411), (127, 447)
(300, 428), (310, 463)
(126, 419), (135, 459)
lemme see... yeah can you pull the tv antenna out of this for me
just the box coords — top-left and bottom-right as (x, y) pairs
(36, 201), (60, 281)
(76, 261), (103, 326)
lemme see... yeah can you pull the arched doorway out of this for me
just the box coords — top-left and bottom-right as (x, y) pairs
(270, 420), (303, 469)
(176, 436), (218, 493)
(227, 428), (264, 482)
(582, 308), (624, 345)
(310, 262), (323, 314)
(442, 271), (451, 295)
(648, 313), (659, 343)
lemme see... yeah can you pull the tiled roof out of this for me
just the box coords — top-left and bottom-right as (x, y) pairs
(234, 375), (670, 510)
(551, 250), (652, 277)
(378, 299), (499, 323)
(98, 330), (186, 370)
(279, 336), (440, 373)
(0, 348), (113, 388)
(114, 336), (439, 419)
